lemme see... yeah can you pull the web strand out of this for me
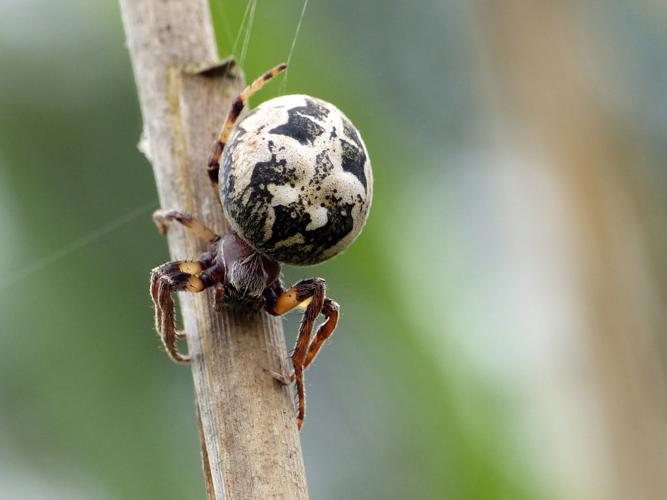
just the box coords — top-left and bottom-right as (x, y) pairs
(217, 0), (253, 94)
(2, 2), (312, 292)
(229, 0), (253, 58)
(281, 0), (309, 94)
(213, 0), (233, 46)
(238, 0), (258, 71)
(0, 201), (157, 291)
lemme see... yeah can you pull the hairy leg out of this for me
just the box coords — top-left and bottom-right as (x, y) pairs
(266, 278), (329, 429)
(153, 209), (219, 243)
(303, 298), (340, 370)
(150, 254), (221, 363)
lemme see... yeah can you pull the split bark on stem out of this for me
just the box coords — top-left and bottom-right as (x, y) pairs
(118, 1), (309, 498)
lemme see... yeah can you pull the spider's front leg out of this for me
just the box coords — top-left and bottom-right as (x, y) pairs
(150, 208), (223, 362)
(150, 252), (223, 363)
(265, 278), (340, 429)
(153, 209), (219, 243)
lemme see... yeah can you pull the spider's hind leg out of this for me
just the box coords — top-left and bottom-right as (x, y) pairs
(206, 63), (287, 192)
(266, 278), (339, 429)
(304, 298), (340, 369)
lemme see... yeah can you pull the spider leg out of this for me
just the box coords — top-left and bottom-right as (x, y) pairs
(206, 63), (287, 192)
(153, 209), (219, 243)
(265, 298), (339, 381)
(303, 298), (340, 370)
(150, 253), (222, 363)
(266, 278), (328, 429)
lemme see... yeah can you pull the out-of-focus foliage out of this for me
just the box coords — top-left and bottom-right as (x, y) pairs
(1, 1), (666, 499)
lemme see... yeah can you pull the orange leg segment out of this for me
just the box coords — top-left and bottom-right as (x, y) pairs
(266, 278), (340, 429)
(150, 256), (220, 363)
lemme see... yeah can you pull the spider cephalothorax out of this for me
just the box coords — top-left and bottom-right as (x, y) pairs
(150, 64), (372, 429)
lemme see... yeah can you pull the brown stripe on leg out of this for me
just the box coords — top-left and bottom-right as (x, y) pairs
(267, 277), (326, 429)
(206, 63), (287, 192)
(293, 285), (324, 429)
(303, 298), (340, 370)
(154, 277), (188, 362)
(150, 271), (190, 363)
(149, 257), (222, 363)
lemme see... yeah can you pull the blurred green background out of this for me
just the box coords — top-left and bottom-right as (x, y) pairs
(1, 1), (666, 499)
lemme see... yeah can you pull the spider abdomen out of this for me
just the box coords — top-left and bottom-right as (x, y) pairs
(220, 95), (372, 266)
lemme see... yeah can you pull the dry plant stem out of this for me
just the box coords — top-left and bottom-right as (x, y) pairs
(118, 2), (308, 499)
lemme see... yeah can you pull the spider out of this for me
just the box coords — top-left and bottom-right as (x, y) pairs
(150, 63), (372, 429)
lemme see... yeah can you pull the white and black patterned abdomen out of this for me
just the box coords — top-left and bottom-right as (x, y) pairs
(220, 95), (372, 266)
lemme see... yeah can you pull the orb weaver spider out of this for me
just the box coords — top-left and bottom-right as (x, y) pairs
(150, 63), (372, 429)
